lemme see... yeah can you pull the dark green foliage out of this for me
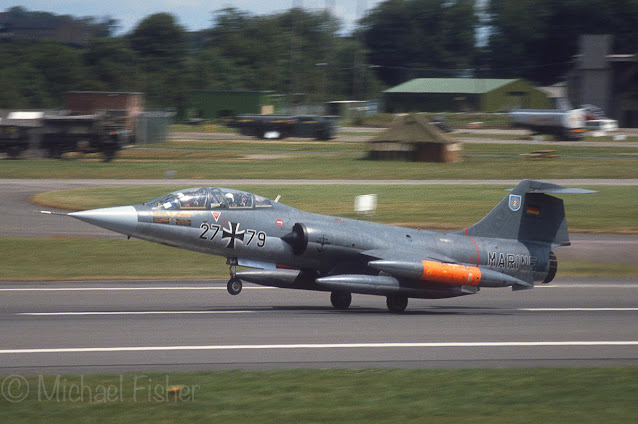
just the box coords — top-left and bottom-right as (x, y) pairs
(0, 39), (85, 108)
(485, 0), (638, 84)
(0, 7), (376, 113)
(129, 13), (187, 65)
(362, 0), (478, 86)
(2, 2), (638, 110)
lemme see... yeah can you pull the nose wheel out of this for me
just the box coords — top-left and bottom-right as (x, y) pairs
(227, 260), (242, 295)
(227, 277), (242, 295)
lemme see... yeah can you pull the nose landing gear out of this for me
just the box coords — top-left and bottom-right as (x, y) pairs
(227, 259), (242, 295)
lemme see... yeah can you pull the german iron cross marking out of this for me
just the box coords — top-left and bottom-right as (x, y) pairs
(222, 222), (245, 248)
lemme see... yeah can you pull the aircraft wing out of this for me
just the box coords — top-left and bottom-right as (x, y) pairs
(342, 248), (530, 291)
(360, 248), (457, 264)
(313, 248), (488, 296)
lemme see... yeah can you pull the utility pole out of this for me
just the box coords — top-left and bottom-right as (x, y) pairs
(321, 0), (335, 109)
(289, 0), (303, 114)
(353, 0), (366, 100)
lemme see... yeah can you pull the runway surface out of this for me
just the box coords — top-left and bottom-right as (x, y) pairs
(1, 278), (637, 373)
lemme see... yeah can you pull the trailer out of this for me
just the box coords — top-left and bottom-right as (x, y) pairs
(39, 113), (128, 161)
(509, 109), (587, 140)
(227, 115), (338, 140)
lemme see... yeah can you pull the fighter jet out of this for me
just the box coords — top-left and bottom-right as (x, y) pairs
(57, 180), (593, 312)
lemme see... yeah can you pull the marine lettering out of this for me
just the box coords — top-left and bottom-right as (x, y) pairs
(487, 251), (531, 269)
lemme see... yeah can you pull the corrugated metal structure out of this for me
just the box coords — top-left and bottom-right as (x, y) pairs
(383, 78), (551, 113)
(188, 90), (279, 120)
(368, 113), (461, 162)
(136, 112), (175, 145)
(568, 35), (638, 127)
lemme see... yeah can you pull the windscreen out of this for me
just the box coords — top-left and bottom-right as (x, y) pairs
(145, 188), (271, 210)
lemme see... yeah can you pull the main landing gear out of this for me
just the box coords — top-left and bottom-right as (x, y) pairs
(227, 259), (242, 295)
(330, 290), (352, 310)
(330, 291), (409, 312)
(386, 295), (408, 313)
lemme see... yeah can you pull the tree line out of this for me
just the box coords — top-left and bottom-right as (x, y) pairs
(1, 1), (636, 115)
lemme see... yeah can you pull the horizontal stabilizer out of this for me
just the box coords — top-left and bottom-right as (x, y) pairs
(506, 182), (596, 194)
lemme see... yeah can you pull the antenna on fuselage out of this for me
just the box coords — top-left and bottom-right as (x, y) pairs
(274, 195), (281, 203)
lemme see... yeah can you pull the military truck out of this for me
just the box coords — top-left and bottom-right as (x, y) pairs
(227, 115), (338, 140)
(0, 124), (31, 159)
(39, 113), (128, 161)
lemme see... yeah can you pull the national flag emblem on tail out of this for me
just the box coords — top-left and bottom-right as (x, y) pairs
(508, 194), (522, 211)
(526, 205), (541, 215)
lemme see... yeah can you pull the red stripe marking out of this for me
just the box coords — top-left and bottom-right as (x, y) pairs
(467, 235), (480, 267)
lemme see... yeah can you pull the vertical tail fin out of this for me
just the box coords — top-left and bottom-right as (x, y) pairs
(456, 180), (594, 246)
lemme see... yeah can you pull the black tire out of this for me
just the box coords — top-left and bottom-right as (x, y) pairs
(6, 146), (21, 159)
(47, 146), (62, 159)
(386, 295), (408, 313)
(316, 129), (330, 141)
(227, 278), (243, 295)
(102, 145), (117, 162)
(330, 290), (352, 310)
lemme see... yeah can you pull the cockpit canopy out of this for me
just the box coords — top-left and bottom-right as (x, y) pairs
(145, 188), (273, 210)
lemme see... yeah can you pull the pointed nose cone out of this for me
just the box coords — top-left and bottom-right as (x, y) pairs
(69, 206), (138, 236)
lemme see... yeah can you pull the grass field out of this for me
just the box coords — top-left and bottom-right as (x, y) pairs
(2, 368), (637, 423)
(3, 237), (637, 280)
(32, 185), (638, 233)
(2, 141), (638, 179)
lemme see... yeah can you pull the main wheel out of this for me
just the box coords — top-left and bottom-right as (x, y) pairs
(386, 295), (408, 313)
(6, 146), (22, 159)
(47, 146), (62, 159)
(227, 278), (242, 295)
(102, 145), (117, 162)
(330, 291), (352, 310)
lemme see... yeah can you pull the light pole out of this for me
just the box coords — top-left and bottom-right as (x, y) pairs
(315, 62), (328, 111)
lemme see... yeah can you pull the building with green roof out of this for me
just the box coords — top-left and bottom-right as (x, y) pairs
(383, 78), (551, 113)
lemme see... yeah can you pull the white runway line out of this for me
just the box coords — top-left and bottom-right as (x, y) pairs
(0, 286), (275, 292)
(1, 341), (638, 355)
(16, 307), (638, 317)
(537, 284), (638, 288)
(520, 308), (638, 311)
(19, 310), (269, 316)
